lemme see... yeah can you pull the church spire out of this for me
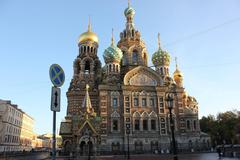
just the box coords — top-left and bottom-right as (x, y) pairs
(82, 84), (95, 116)
(88, 16), (92, 32)
(175, 57), (179, 70)
(111, 28), (115, 46)
(158, 33), (161, 50)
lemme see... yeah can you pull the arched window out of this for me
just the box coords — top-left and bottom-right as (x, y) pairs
(84, 46), (86, 53)
(160, 67), (163, 75)
(193, 120), (197, 130)
(85, 61), (90, 74)
(91, 47), (93, 53)
(132, 50), (138, 64)
(109, 64), (112, 73)
(87, 46), (90, 53)
(187, 120), (191, 130)
(116, 65), (119, 72)
(122, 51), (127, 65)
(113, 64), (115, 72)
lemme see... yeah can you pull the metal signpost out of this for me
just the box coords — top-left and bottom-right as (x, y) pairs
(49, 64), (65, 160)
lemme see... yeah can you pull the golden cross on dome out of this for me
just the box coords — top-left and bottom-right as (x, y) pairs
(111, 28), (115, 45)
(128, 0), (130, 7)
(158, 33), (161, 49)
(175, 57), (178, 69)
(88, 16), (92, 32)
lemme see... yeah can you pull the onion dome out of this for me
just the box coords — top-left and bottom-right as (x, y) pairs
(152, 33), (170, 66)
(124, 0), (135, 17)
(173, 57), (183, 83)
(103, 30), (123, 64)
(78, 18), (98, 44)
(173, 68), (183, 81)
(124, 6), (135, 17)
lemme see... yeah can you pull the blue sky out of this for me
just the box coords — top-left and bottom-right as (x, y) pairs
(0, 0), (240, 134)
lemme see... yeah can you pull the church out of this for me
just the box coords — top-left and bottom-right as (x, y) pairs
(59, 2), (210, 156)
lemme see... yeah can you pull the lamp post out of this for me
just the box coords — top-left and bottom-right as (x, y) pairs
(126, 124), (130, 159)
(88, 133), (91, 160)
(166, 93), (178, 160)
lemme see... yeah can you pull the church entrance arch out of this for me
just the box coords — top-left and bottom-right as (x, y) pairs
(79, 135), (95, 156)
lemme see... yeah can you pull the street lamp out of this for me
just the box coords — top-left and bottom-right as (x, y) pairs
(88, 133), (91, 160)
(126, 124), (130, 159)
(166, 93), (178, 160)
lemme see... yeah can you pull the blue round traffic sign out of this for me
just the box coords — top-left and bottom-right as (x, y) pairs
(49, 64), (65, 87)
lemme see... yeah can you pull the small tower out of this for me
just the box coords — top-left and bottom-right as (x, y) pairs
(72, 17), (102, 90)
(173, 57), (184, 87)
(103, 29), (123, 83)
(117, 1), (148, 76)
(152, 33), (170, 77)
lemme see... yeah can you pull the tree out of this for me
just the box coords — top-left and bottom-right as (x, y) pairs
(200, 110), (240, 146)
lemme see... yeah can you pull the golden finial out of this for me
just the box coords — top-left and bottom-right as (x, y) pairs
(158, 33), (161, 49)
(111, 28), (114, 45)
(175, 57), (178, 69)
(86, 84), (90, 91)
(128, 0), (130, 7)
(88, 16), (92, 32)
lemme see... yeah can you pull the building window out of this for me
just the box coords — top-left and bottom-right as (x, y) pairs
(132, 50), (138, 64)
(134, 98), (139, 107)
(142, 98), (146, 107)
(193, 120), (197, 130)
(151, 120), (156, 130)
(135, 119), (140, 131)
(161, 129), (166, 134)
(187, 120), (191, 130)
(113, 120), (118, 131)
(113, 98), (118, 108)
(143, 120), (148, 131)
(150, 98), (155, 107)
(85, 60), (90, 74)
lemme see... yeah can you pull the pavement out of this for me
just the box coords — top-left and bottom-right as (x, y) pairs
(0, 152), (239, 160)
(45, 153), (240, 160)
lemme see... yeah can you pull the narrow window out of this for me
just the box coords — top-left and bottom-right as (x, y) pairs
(134, 98), (139, 107)
(187, 120), (191, 130)
(150, 98), (154, 107)
(113, 98), (118, 108)
(143, 120), (148, 131)
(151, 120), (156, 130)
(85, 60), (90, 74)
(142, 98), (146, 107)
(132, 50), (138, 64)
(193, 120), (197, 130)
(113, 120), (118, 131)
(135, 119), (140, 131)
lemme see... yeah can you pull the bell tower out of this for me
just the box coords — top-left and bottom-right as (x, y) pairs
(117, 1), (148, 77)
(67, 19), (101, 116)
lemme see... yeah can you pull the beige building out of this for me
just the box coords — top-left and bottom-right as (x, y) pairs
(0, 99), (34, 152)
(60, 2), (210, 156)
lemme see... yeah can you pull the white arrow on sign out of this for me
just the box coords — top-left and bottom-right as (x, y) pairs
(51, 87), (61, 112)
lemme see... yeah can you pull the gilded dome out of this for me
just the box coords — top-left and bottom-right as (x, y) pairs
(173, 68), (183, 82)
(103, 44), (123, 64)
(78, 20), (99, 44)
(124, 6), (135, 17)
(152, 48), (170, 66)
(78, 31), (98, 44)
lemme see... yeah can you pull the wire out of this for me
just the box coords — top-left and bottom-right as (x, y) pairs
(165, 16), (240, 47)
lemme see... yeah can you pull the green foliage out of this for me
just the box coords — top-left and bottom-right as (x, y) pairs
(200, 110), (240, 146)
